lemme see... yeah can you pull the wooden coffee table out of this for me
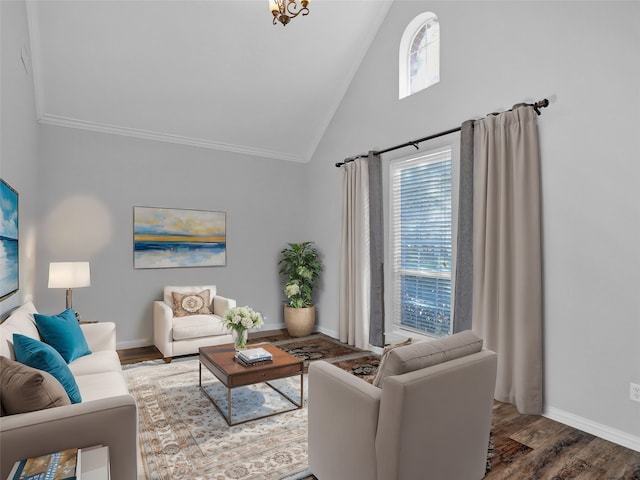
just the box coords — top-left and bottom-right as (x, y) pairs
(198, 343), (304, 426)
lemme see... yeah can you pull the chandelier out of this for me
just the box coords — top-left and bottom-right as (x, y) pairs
(269, 0), (310, 27)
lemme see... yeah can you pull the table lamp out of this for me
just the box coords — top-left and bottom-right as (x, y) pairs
(48, 262), (91, 320)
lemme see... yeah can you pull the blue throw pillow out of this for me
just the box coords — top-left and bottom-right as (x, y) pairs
(34, 308), (91, 363)
(13, 334), (82, 404)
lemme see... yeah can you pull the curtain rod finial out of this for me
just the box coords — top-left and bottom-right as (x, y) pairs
(533, 98), (550, 115)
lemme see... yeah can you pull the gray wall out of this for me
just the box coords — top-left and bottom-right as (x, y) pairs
(0, 0), (40, 317)
(307, 1), (640, 445)
(33, 125), (308, 348)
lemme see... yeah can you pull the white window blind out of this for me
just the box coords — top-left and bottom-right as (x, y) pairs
(390, 147), (452, 337)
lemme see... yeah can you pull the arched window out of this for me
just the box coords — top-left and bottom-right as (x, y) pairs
(399, 12), (440, 99)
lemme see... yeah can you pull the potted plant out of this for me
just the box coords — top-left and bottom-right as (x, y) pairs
(279, 241), (323, 337)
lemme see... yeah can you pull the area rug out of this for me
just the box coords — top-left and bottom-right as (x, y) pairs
(269, 333), (380, 382)
(125, 358), (309, 480)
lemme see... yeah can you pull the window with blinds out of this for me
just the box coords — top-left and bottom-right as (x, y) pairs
(390, 147), (452, 337)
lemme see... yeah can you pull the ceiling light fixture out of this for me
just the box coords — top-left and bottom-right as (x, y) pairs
(269, 0), (310, 27)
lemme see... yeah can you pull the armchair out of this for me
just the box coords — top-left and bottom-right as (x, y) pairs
(308, 331), (497, 480)
(153, 285), (235, 362)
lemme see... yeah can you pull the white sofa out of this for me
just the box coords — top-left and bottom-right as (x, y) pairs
(153, 285), (236, 362)
(0, 302), (137, 480)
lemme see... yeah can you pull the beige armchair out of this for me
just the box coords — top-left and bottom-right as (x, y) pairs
(153, 285), (235, 362)
(308, 331), (497, 480)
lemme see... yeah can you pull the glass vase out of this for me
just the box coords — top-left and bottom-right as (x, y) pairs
(232, 329), (248, 350)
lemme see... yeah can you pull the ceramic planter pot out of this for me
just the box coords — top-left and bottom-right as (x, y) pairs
(284, 305), (316, 337)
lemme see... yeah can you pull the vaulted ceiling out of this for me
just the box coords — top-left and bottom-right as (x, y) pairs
(26, 0), (394, 162)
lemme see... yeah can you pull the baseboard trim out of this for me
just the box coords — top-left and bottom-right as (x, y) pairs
(314, 325), (339, 339)
(544, 406), (640, 452)
(116, 338), (151, 350)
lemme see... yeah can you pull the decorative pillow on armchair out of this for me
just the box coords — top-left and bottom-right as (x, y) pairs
(172, 290), (212, 317)
(372, 338), (413, 387)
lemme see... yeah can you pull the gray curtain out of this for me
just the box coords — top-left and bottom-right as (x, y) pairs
(453, 120), (475, 333)
(367, 152), (384, 348)
(339, 158), (370, 349)
(472, 105), (543, 415)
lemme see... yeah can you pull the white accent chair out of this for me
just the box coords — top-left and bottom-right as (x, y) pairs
(153, 285), (235, 362)
(308, 330), (497, 480)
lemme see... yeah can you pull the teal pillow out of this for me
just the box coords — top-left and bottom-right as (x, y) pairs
(34, 308), (91, 363)
(12, 334), (82, 404)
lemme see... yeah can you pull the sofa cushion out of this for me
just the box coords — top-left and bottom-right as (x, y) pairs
(172, 290), (211, 317)
(75, 371), (131, 402)
(164, 285), (216, 308)
(172, 314), (228, 340)
(0, 356), (71, 415)
(0, 301), (40, 360)
(68, 350), (123, 376)
(373, 330), (483, 387)
(13, 334), (82, 404)
(34, 308), (92, 363)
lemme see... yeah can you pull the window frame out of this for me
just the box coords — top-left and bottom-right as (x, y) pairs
(388, 145), (454, 338)
(399, 12), (440, 99)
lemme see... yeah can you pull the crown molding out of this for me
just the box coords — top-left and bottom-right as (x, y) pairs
(26, 4), (306, 163)
(38, 114), (308, 163)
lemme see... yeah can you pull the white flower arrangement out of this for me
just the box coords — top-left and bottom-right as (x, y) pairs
(222, 306), (264, 333)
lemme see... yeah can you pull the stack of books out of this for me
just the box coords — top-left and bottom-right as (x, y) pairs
(7, 446), (110, 480)
(236, 347), (273, 366)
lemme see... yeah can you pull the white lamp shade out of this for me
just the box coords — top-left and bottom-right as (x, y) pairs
(48, 262), (91, 289)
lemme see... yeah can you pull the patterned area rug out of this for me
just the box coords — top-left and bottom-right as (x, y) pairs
(269, 333), (380, 382)
(124, 334), (377, 480)
(125, 358), (308, 480)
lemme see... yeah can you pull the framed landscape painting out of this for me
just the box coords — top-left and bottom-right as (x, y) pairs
(0, 179), (19, 300)
(133, 206), (226, 269)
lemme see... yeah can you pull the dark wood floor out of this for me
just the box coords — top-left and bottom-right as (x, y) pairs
(484, 402), (640, 479)
(118, 335), (640, 480)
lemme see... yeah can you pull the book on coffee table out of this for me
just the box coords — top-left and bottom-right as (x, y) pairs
(235, 355), (273, 367)
(237, 347), (272, 364)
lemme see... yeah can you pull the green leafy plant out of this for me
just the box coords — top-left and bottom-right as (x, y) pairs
(279, 242), (323, 308)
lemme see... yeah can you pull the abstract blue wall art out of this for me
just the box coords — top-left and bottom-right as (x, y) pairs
(0, 179), (19, 300)
(133, 206), (226, 269)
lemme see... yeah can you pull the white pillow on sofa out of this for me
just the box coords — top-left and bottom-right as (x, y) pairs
(0, 301), (40, 360)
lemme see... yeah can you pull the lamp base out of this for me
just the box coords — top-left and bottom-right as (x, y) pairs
(65, 288), (73, 310)
(65, 288), (82, 322)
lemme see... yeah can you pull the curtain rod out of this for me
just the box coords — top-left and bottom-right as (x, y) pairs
(335, 98), (550, 168)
